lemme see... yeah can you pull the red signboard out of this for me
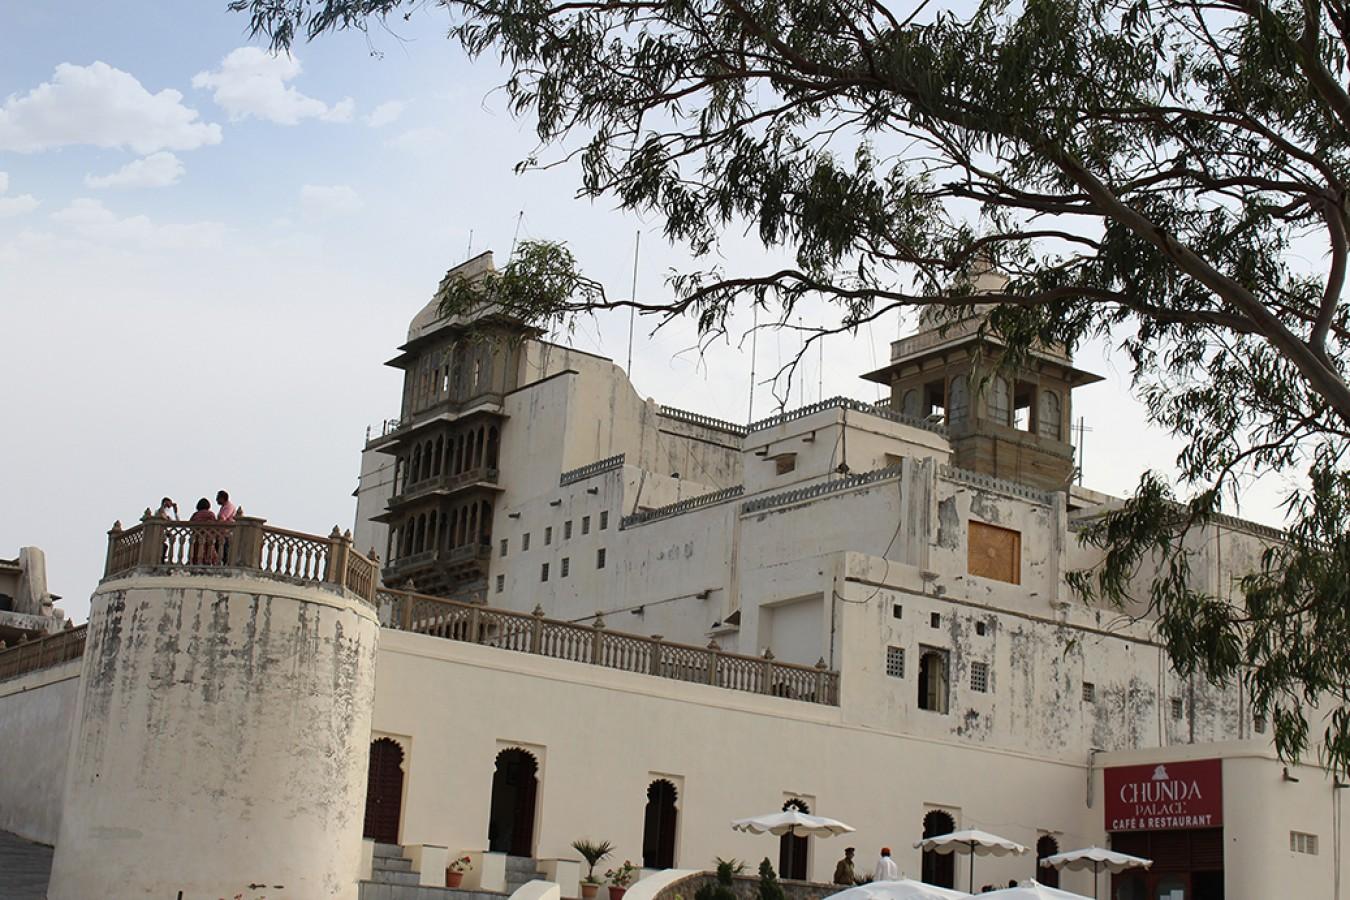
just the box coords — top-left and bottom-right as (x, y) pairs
(1104, 759), (1223, 832)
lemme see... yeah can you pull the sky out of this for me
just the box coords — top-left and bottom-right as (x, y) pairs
(0, 1), (1298, 624)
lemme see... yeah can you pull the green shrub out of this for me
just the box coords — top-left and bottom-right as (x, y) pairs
(757, 859), (785, 900)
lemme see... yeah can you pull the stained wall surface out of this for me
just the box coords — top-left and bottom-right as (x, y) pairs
(0, 658), (80, 844)
(47, 572), (379, 900)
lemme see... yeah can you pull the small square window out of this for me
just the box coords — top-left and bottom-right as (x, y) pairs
(545, 526), (553, 546)
(600, 511), (609, 530)
(582, 515), (591, 535)
(930, 612), (941, 629)
(500, 538), (508, 558)
(495, 574), (505, 593)
(975, 621), (987, 636)
(522, 532), (531, 551)
(775, 454), (797, 475)
(886, 646), (905, 678)
(564, 520), (573, 540)
(1291, 831), (1318, 855)
(892, 604), (903, 620)
(561, 557), (570, 577)
(1082, 682), (1096, 703)
(540, 562), (550, 582)
(970, 661), (989, 693)
(596, 547), (607, 569)
(1171, 697), (1184, 720)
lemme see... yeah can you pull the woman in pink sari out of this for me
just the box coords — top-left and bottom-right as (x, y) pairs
(188, 498), (219, 564)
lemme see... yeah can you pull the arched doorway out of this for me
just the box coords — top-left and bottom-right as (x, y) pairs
(642, 779), (679, 869)
(778, 798), (810, 881)
(1036, 836), (1060, 887)
(363, 738), (405, 844)
(488, 748), (539, 857)
(921, 810), (956, 888)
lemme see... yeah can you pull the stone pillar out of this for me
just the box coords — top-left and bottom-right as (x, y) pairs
(48, 569), (379, 900)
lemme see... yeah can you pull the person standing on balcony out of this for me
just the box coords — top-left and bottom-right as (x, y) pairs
(157, 497), (178, 520)
(871, 848), (899, 882)
(216, 490), (238, 522)
(188, 499), (219, 564)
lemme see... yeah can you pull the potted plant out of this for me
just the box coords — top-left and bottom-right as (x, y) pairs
(572, 839), (615, 900)
(446, 854), (473, 888)
(605, 860), (638, 900)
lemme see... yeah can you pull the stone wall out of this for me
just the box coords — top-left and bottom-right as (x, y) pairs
(0, 658), (81, 844)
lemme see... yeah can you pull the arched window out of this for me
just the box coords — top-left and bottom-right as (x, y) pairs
(1036, 836), (1060, 887)
(779, 798), (810, 881)
(487, 427), (500, 469)
(411, 446), (423, 484)
(642, 780), (679, 869)
(1038, 390), (1062, 441)
(488, 748), (539, 857)
(917, 649), (949, 713)
(987, 376), (1011, 425)
(363, 738), (405, 844)
(948, 375), (970, 425)
(921, 810), (956, 888)
(434, 436), (444, 476)
(902, 389), (922, 418)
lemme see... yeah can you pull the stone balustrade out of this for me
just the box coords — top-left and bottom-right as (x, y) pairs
(0, 623), (88, 683)
(103, 512), (380, 604)
(377, 587), (841, 706)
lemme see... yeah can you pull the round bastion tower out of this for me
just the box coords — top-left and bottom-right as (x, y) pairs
(47, 514), (381, 900)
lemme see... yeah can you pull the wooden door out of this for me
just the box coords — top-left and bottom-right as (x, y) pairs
(363, 738), (404, 844)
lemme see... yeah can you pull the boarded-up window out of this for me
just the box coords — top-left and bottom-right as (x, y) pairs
(775, 454), (797, 475)
(967, 521), (1021, 584)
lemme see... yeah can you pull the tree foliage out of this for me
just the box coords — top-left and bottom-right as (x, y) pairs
(235, 0), (1350, 770)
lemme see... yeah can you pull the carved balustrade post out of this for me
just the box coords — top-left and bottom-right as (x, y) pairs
(814, 658), (828, 704)
(105, 520), (123, 577)
(530, 605), (545, 654)
(326, 527), (352, 591)
(706, 639), (721, 686)
(590, 613), (606, 664)
(231, 516), (266, 570)
(649, 635), (664, 676)
(761, 648), (775, 695)
(468, 605), (482, 644)
(138, 510), (166, 567)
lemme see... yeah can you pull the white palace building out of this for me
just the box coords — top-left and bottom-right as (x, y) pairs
(0, 252), (1343, 900)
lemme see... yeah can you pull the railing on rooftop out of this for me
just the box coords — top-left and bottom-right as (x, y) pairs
(0, 624), (88, 683)
(658, 406), (750, 437)
(103, 513), (380, 605)
(742, 463), (908, 515)
(748, 396), (947, 436)
(937, 464), (1056, 505)
(622, 485), (746, 528)
(376, 587), (840, 706)
(560, 453), (625, 486)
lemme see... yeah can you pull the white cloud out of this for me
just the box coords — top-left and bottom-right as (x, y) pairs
(85, 151), (185, 190)
(50, 198), (225, 250)
(300, 184), (364, 217)
(0, 172), (39, 217)
(366, 100), (408, 128)
(385, 126), (451, 155)
(0, 62), (221, 154)
(193, 48), (355, 126)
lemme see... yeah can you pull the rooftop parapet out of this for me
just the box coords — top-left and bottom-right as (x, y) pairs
(103, 512), (379, 605)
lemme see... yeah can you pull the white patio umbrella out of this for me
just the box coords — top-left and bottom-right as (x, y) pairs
(913, 830), (1028, 894)
(1039, 847), (1151, 900)
(731, 810), (856, 837)
(824, 878), (971, 900)
(976, 879), (1095, 900)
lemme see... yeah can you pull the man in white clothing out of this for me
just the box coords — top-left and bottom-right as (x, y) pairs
(872, 847), (899, 882)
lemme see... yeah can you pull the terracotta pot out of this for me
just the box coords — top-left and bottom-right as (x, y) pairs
(582, 883), (600, 899)
(447, 870), (465, 888)
(609, 886), (628, 900)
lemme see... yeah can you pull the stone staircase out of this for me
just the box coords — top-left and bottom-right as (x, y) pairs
(358, 846), (544, 900)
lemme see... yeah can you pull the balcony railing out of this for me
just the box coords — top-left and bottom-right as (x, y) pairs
(390, 467), (500, 506)
(383, 543), (493, 579)
(103, 513), (380, 605)
(0, 624), (88, 683)
(376, 587), (841, 706)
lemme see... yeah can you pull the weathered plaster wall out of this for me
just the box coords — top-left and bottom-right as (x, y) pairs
(0, 658), (80, 844)
(48, 572), (379, 900)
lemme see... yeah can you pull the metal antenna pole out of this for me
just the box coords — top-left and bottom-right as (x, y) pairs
(747, 304), (759, 424)
(509, 211), (524, 259)
(626, 230), (640, 376)
(466, 229), (474, 261)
